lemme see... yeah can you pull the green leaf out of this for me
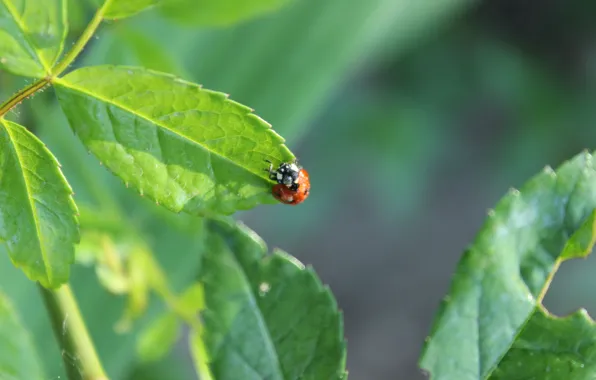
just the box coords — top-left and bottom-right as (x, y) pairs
(0, 290), (44, 380)
(104, 0), (161, 19)
(160, 0), (293, 27)
(54, 65), (293, 216)
(0, 0), (67, 77)
(136, 312), (180, 362)
(195, 219), (346, 380)
(0, 120), (79, 288)
(420, 150), (596, 379)
(490, 308), (596, 379)
(177, 282), (204, 321)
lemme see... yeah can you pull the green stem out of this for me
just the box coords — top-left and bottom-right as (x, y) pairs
(52, 0), (114, 77)
(39, 284), (108, 380)
(0, 78), (49, 118)
(0, 0), (114, 118)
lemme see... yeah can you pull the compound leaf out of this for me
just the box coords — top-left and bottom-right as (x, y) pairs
(0, 290), (44, 379)
(54, 65), (293, 216)
(0, 120), (79, 288)
(0, 0), (67, 77)
(160, 0), (294, 27)
(420, 151), (596, 379)
(194, 219), (346, 380)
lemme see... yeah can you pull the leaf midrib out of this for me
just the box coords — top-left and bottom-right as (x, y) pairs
(55, 79), (271, 182)
(1, 121), (51, 284)
(0, 0), (48, 73)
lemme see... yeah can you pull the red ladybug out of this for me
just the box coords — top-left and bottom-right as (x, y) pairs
(265, 160), (310, 205)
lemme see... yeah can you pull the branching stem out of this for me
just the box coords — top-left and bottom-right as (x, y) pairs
(0, 0), (114, 118)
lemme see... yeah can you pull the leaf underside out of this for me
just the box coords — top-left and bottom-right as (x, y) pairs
(54, 65), (294, 216)
(0, 0), (66, 77)
(0, 290), (44, 379)
(0, 120), (79, 288)
(196, 219), (347, 380)
(420, 150), (596, 379)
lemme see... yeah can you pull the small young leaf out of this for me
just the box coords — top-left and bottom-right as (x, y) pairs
(0, 120), (79, 288)
(160, 0), (294, 27)
(195, 219), (347, 380)
(0, 0), (67, 77)
(136, 312), (180, 362)
(420, 151), (596, 379)
(177, 282), (204, 321)
(54, 65), (293, 216)
(104, 0), (161, 19)
(0, 290), (44, 379)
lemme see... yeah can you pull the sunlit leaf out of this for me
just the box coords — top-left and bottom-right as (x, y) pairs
(136, 312), (180, 362)
(0, 290), (44, 380)
(0, 120), (79, 288)
(54, 65), (293, 216)
(0, 0), (67, 77)
(420, 151), (596, 379)
(194, 219), (346, 379)
(104, 0), (160, 19)
(160, 0), (293, 27)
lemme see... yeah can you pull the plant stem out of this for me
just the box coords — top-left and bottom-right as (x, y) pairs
(0, 78), (49, 118)
(0, 0), (114, 118)
(52, 0), (114, 77)
(39, 284), (108, 380)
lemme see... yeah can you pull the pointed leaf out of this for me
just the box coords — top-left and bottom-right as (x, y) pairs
(54, 65), (294, 216)
(195, 219), (346, 380)
(104, 0), (161, 19)
(0, 0), (67, 77)
(0, 290), (44, 379)
(0, 120), (79, 288)
(420, 151), (596, 379)
(160, 0), (294, 27)
(136, 312), (180, 362)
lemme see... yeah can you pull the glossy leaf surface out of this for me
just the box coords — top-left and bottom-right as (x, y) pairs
(195, 219), (346, 379)
(54, 65), (293, 216)
(0, 0), (66, 77)
(160, 0), (293, 26)
(420, 151), (596, 379)
(0, 120), (79, 288)
(104, 0), (160, 19)
(0, 290), (44, 379)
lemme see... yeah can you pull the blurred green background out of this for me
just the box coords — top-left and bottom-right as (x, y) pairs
(3, 0), (596, 379)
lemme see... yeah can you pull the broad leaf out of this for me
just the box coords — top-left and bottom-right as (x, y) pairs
(195, 219), (346, 380)
(104, 0), (160, 19)
(54, 65), (294, 216)
(0, 0), (67, 77)
(136, 313), (180, 362)
(160, 0), (293, 27)
(420, 151), (596, 379)
(0, 290), (44, 379)
(0, 120), (79, 288)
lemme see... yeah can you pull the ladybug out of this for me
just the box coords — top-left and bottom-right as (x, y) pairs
(265, 160), (310, 205)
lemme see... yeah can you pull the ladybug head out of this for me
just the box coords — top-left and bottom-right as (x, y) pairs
(267, 161), (301, 191)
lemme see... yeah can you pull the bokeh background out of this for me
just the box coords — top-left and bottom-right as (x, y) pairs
(2, 0), (596, 379)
